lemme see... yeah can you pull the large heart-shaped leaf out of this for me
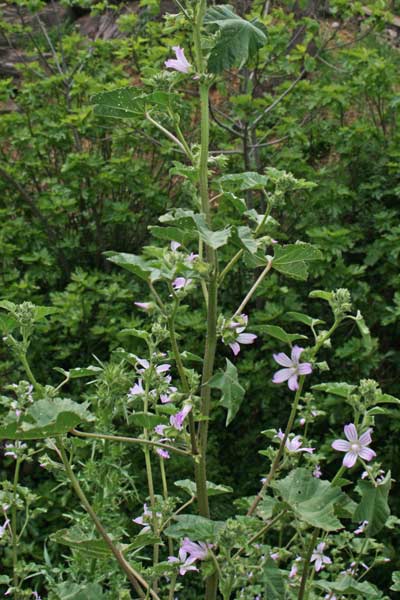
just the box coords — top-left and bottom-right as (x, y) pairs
(164, 514), (225, 542)
(354, 471), (391, 535)
(272, 243), (322, 280)
(0, 398), (94, 440)
(204, 5), (267, 73)
(273, 468), (344, 531)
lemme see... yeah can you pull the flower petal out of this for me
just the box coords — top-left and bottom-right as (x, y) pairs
(229, 342), (241, 356)
(288, 374), (299, 391)
(344, 423), (358, 443)
(358, 428), (373, 446)
(273, 352), (293, 367)
(272, 368), (293, 384)
(297, 362), (312, 375)
(332, 439), (351, 452)
(343, 451), (358, 468)
(291, 345), (304, 363)
(237, 333), (257, 345)
(358, 447), (376, 462)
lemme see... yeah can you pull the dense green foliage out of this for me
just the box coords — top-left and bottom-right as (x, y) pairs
(1, 0), (400, 598)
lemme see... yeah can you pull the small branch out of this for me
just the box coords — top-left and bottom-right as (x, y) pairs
(145, 112), (192, 159)
(70, 429), (191, 457)
(233, 259), (273, 316)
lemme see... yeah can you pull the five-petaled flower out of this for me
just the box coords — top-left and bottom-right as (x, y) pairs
(172, 277), (192, 291)
(331, 424), (376, 468)
(170, 404), (192, 431)
(225, 314), (257, 356)
(168, 537), (213, 576)
(311, 542), (332, 572)
(272, 346), (312, 391)
(165, 46), (191, 73)
(276, 429), (314, 453)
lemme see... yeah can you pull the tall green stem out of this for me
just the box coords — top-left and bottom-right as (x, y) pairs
(12, 458), (22, 596)
(298, 528), (319, 600)
(57, 437), (160, 600)
(247, 377), (305, 516)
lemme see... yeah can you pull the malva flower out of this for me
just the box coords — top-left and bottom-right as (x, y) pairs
(165, 46), (191, 73)
(168, 537), (213, 576)
(313, 464), (322, 478)
(133, 503), (162, 532)
(134, 301), (152, 311)
(156, 448), (170, 460)
(0, 518), (10, 538)
(275, 429), (314, 453)
(354, 520), (368, 535)
(225, 314), (257, 356)
(128, 379), (144, 398)
(310, 542), (332, 572)
(331, 424), (376, 468)
(170, 404), (192, 431)
(172, 277), (192, 291)
(272, 346), (312, 391)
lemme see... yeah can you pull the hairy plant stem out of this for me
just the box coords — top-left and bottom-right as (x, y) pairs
(234, 259), (273, 316)
(20, 351), (39, 388)
(194, 4), (219, 598)
(12, 457), (22, 596)
(247, 377), (305, 516)
(70, 429), (190, 457)
(298, 528), (319, 600)
(57, 437), (160, 599)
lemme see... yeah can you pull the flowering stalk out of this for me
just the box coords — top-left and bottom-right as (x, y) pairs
(57, 437), (159, 600)
(12, 456), (22, 593)
(298, 528), (319, 600)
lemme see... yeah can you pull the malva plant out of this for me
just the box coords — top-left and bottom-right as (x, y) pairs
(0, 1), (399, 599)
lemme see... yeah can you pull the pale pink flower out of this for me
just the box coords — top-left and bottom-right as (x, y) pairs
(165, 46), (191, 73)
(128, 379), (144, 397)
(168, 537), (212, 576)
(186, 252), (199, 264)
(270, 552), (279, 561)
(0, 518), (10, 538)
(275, 429), (314, 454)
(289, 556), (301, 578)
(154, 424), (167, 436)
(226, 314), (257, 355)
(170, 404), (192, 431)
(156, 448), (170, 459)
(354, 520), (368, 535)
(133, 503), (162, 531)
(172, 277), (192, 291)
(313, 465), (322, 478)
(170, 241), (181, 251)
(311, 542), (331, 572)
(332, 424), (376, 468)
(272, 346), (312, 391)
(134, 302), (152, 310)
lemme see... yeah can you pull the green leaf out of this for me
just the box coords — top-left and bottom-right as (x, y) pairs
(0, 312), (18, 333)
(174, 479), (233, 497)
(257, 324), (307, 345)
(309, 290), (333, 302)
(164, 514), (224, 542)
(92, 88), (175, 120)
(192, 214), (231, 249)
(235, 225), (258, 254)
(354, 471), (391, 535)
(218, 171), (268, 191)
(272, 243), (322, 280)
(315, 575), (382, 598)
(104, 251), (160, 282)
(312, 382), (357, 398)
(376, 393), (400, 405)
(33, 306), (59, 321)
(286, 311), (325, 327)
(54, 366), (102, 380)
(390, 572), (400, 592)
(263, 559), (285, 599)
(51, 528), (111, 559)
(54, 582), (106, 600)
(130, 412), (167, 429)
(0, 398), (94, 440)
(273, 468), (345, 531)
(208, 358), (245, 426)
(204, 5), (267, 73)
(149, 225), (195, 245)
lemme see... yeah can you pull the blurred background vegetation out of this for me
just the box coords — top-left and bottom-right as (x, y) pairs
(1, 0), (400, 597)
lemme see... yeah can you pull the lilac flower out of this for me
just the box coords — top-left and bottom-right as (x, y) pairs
(186, 252), (199, 264)
(354, 520), (368, 535)
(272, 346), (312, 391)
(311, 542), (332, 572)
(289, 557), (301, 579)
(275, 429), (314, 454)
(136, 358), (171, 375)
(170, 405), (192, 431)
(332, 424), (376, 468)
(165, 46), (191, 74)
(4, 589), (11, 597)
(313, 465), (322, 478)
(160, 393), (173, 404)
(226, 314), (257, 356)
(168, 537), (212, 576)
(0, 518), (10, 538)
(270, 552), (279, 561)
(134, 302), (152, 311)
(32, 593), (41, 600)
(4, 441), (26, 459)
(133, 503), (162, 532)
(172, 277), (192, 291)
(128, 379), (144, 397)
(156, 448), (170, 460)
(154, 424), (167, 436)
